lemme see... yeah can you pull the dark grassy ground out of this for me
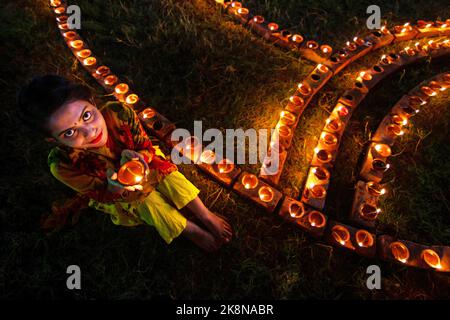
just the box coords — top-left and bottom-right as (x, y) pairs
(1, 0), (449, 299)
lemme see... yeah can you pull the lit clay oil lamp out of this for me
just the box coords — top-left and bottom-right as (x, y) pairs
(391, 114), (408, 126)
(390, 241), (410, 263)
(288, 201), (305, 218)
(346, 41), (357, 51)
(427, 40), (439, 50)
(183, 136), (200, 160)
(230, 1), (242, 9)
(373, 143), (391, 158)
(279, 111), (296, 126)
(63, 31), (77, 40)
(306, 40), (319, 50)
(258, 186), (274, 203)
(320, 45), (332, 55)
(312, 166), (330, 182)
(386, 124), (405, 137)
(200, 150), (216, 165)
(141, 108), (156, 119)
(104, 75), (118, 86)
(320, 132), (338, 147)
(314, 148), (332, 164)
(70, 40), (84, 50)
(317, 64), (329, 73)
(429, 81), (444, 92)
(267, 22), (279, 32)
(306, 183), (327, 199)
(117, 160), (145, 186)
(241, 174), (258, 190)
(331, 225), (350, 246)
(115, 83), (129, 95)
(95, 66), (111, 77)
(125, 94), (139, 105)
(399, 104), (418, 117)
(54, 6), (65, 14)
(336, 104), (349, 117)
(288, 95), (304, 108)
(372, 158), (390, 172)
(252, 15), (264, 24)
(359, 203), (381, 221)
(308, 211), (326, 228)
(83, 57), (97, 67)
(217, 159), (234, 174)
(297, 83), (312, 96)
(325, 118), (343, 133)
(56, 15), (68, 23)
(236, 7), (249, 18)
(353, 36), (365, 46)
(291, 34), (304, 45)
(366, 181), (386, 197)
(58, 23), (69, 30)
(420, 86), (437, 97)
(443, 74), (450, 86)
(421, 249), (443, 270)
(276, 124), (292, 138)
(403, 46), (416, 56)
(394, 23), (413, 34)
(408, 95), (427, 107)
(357, 71), (372, 82)
(50, 0), (62, 7)
(77, 49), (92, 59)
(355, 230), (374, 248)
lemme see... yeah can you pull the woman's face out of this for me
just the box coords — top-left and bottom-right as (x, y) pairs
(47, 99), (108, 149)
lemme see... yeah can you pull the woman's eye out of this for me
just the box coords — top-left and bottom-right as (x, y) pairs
(64, 129), (75, 138)
(83, 111), (92, 121)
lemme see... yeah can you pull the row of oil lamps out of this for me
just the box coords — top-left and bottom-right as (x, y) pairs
(353, 72), (449, 227)
(50, 0), (177, 143)
(50, 0), (449, 271)
(214, 1), (450, 65)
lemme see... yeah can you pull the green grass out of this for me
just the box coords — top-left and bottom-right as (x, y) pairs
(0, 0), (449, 299)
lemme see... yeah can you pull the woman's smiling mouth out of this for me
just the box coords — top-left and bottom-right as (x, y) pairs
(89, 130), (103, 144)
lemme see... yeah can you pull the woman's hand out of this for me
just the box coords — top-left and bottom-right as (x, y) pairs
(120, 149), (150, 174)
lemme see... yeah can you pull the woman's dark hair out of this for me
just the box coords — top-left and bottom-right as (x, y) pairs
(17, 75), (93, 136)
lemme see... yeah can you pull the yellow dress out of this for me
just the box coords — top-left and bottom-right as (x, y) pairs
(88, 147), (199, 244)
(48, 101), (199, 244)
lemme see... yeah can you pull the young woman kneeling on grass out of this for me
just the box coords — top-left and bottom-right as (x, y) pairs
(18, 75), (232, 252)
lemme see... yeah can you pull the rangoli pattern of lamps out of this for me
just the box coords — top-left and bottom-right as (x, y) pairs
(50, 1), (450, 272)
